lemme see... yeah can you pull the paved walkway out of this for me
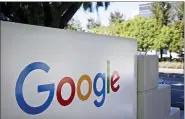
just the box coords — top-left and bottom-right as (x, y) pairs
(159, 68), (184, 78)
(159, 68), (184, 74)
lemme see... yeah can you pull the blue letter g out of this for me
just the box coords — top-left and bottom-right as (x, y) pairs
(15, 62), (55, 115)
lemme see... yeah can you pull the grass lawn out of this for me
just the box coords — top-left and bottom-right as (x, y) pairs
(159, 61), (184, 69)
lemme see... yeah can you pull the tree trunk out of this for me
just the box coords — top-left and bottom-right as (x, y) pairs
(59, 3), (74, 16)
(43, 2), (53, 27)
(59, 3), (82, 29)
(160, 48), (163, 60)
(141, 48), (144, 52)
(169, 51), (172, 61)
(49, 3), (74, 28)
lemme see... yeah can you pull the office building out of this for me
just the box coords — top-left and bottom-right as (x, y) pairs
(139, 2), (179, 18)
(139, 3), (153, 18)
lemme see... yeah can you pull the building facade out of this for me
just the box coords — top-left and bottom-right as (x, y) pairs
(139, 2), (179, 18)
(139, 3), (153, 18)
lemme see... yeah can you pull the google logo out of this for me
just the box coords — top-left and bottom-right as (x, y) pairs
(15, 61), (120, 115)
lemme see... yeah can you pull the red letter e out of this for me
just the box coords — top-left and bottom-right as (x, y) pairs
(111, 71), (120, 92)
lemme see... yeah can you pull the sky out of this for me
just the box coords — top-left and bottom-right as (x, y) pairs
(73, 2), (152, 29)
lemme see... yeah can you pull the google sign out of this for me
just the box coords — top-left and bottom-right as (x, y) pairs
(1, 21), (137, 119)
(15, 61), (120, 115)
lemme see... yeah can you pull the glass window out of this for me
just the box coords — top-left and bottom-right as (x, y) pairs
(139, 6), (151, 11)
(140, 12), (153, 18)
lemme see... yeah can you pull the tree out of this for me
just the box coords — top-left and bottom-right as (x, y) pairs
(126, 16), (159, 53)
(152, 24), (184, 60)
(151, 2), (172, 26)
(91, 16), (159, 54)
(86, 17), (101, 30)
(91, 25), (116, 36)
(151, 2), (172, 59)
(175, 2), (184, 21)
(173, 20), (184, 38)
(0, 2), (110, 29)
(170, 1), (184, 60)
(65, 18), (83, 31)
(109, 11), (125, 24)
(168, 27), (184, 54)
(174, 2), (184, 38)
(153, 26), (171, 59)
(168, 25), (184, 60)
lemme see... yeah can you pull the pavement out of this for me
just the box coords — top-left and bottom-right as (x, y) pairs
(159, 68), (184, 74)
(158, 68), (184, 119)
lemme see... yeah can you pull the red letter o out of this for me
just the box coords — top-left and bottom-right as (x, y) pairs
(56, 77), (75, 106)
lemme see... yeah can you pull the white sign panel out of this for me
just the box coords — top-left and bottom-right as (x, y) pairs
(1, 21), (137, 119)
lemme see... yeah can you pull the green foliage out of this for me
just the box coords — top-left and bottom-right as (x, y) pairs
(173, 2), (184, 38)
(175, 2), (184, 20)
(151, 1), (184, 54)
(153, 26), (170, 51)
(65, 18), (83, 31)
(151, 2), (172, 26)
(86, 17), (101, 30)
(109, 11), (125, 24)
(92, 16), (160, 52)
(173, 20), (184, 37)
(128, 17), (159, 52)
(153, 25), (183, 53)
(92, 1), (184, 55)
(168, 24), (184, 53)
